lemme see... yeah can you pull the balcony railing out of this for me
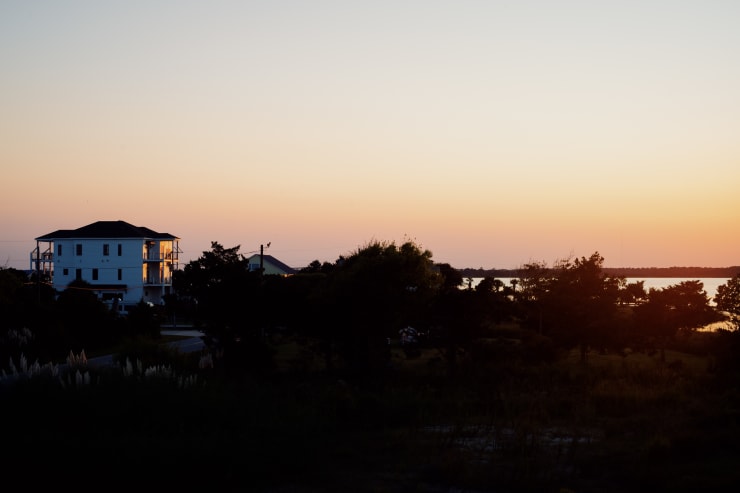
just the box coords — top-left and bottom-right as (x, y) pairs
(144, 276), (173, 285)
(143, 251), (178, 261)
(30, 250), (53, 262)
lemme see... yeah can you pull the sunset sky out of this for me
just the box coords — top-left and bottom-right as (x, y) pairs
(2, 1), (739, 271)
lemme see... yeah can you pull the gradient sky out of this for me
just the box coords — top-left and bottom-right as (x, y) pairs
(2, 0), (739, 270)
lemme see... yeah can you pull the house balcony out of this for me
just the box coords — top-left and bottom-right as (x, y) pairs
(30, 246), (54, 274)
(143, 252), (177, 262)
(144, 276), (173, 285)
(30, 249), (53, 262)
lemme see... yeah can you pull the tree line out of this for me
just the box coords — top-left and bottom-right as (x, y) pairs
(169, 242), (740, 382)
(3, 240), (740, 383)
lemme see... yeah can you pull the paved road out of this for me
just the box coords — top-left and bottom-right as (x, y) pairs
(162, 330), (206, 354)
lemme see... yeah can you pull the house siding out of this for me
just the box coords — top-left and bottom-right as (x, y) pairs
(246, 254), (296, 276)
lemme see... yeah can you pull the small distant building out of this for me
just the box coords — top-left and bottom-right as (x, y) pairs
(31, 220), (180, 312)
(246, 253), (296, 276)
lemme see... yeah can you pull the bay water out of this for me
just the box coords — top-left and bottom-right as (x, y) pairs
(468, 277), (729, 302)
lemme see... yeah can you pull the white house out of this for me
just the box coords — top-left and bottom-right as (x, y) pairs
(31, 220), (180, 312)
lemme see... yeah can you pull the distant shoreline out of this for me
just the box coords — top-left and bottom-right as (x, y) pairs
(458, 266), (740, 279)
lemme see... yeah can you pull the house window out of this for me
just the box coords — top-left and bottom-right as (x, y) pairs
(63, 268), (69, 276)
(103, 244), (110, 256)
(117, 269), (122, 281)
(57, 244), (62, 256)
(117, 244), (122, 256)
(92, 268), (98, 281)
(75, 269), (82, 281)
(75, 244), (82, 256)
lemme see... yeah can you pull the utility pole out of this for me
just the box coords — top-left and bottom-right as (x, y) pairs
(35, 241), (40, 305)
(260, 244), (264, 274)
(259, 242), (271, 276)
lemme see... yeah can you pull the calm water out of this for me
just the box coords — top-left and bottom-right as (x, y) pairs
(469, 277), (729, 302)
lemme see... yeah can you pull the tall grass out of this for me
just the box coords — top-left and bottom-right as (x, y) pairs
(3, 331), (739, 492)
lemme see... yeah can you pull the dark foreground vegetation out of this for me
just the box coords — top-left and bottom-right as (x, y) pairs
(2, 243), (740, 492)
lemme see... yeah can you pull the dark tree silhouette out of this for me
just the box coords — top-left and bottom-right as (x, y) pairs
(548, 253), (622, 362)
(0, 267), (36, 363)
(436, 262), (463, 291)
(430, 286), (482, 378)
(300, 259), (336, 274)
(55, 279), (116, 352)
(473, 276), (513, 325)
(174, 241), (271, 375)
(320, 239), (441, 381)
(634, 280), (720, 361)
(515, 260), (552, 335)
(715, 274), (740, 328)
(619, 280), (647, 305)
(0, 267), (28, 331)
(517, 253), (622, 362)
(124, 299), (162, 340)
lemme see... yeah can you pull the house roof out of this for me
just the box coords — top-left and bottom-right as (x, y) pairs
(35, 220), (178, 241)
(247, 254), (296, 275)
